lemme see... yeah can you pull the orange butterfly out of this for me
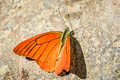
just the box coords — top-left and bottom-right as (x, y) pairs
(13, 27), (70, 75)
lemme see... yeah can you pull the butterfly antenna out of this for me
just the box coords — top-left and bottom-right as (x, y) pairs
(66, 14), (73, 31)
(57, 8), (73, 31)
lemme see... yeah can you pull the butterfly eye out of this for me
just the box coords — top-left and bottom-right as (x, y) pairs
(70, 31), (75, 36)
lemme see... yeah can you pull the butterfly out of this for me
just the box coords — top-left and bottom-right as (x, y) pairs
(13, 27), (70, 75)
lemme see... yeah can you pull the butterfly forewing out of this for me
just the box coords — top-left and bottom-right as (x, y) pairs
(37, 38), (61, 72)
(13, 32), (61, 58)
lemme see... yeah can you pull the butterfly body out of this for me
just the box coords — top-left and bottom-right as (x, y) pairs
(13, 27), (70, 75)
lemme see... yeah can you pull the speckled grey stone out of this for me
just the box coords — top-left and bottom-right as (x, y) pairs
(0, 0), (120, 80)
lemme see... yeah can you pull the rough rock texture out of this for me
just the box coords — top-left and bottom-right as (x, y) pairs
(0, 0), (120, 80)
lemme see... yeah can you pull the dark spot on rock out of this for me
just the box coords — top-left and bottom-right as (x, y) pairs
(3, 72), (11, 80)
(114, 3), (116, 5)
(21, 69), (29, 80)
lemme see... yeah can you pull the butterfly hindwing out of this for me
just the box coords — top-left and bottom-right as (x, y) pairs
(55, 36), (70, 74)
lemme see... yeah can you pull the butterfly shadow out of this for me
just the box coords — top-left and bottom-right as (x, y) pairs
(69, 32), (87, 79)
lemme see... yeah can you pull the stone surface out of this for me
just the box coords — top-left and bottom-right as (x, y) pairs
(0, 0), (120, 80)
